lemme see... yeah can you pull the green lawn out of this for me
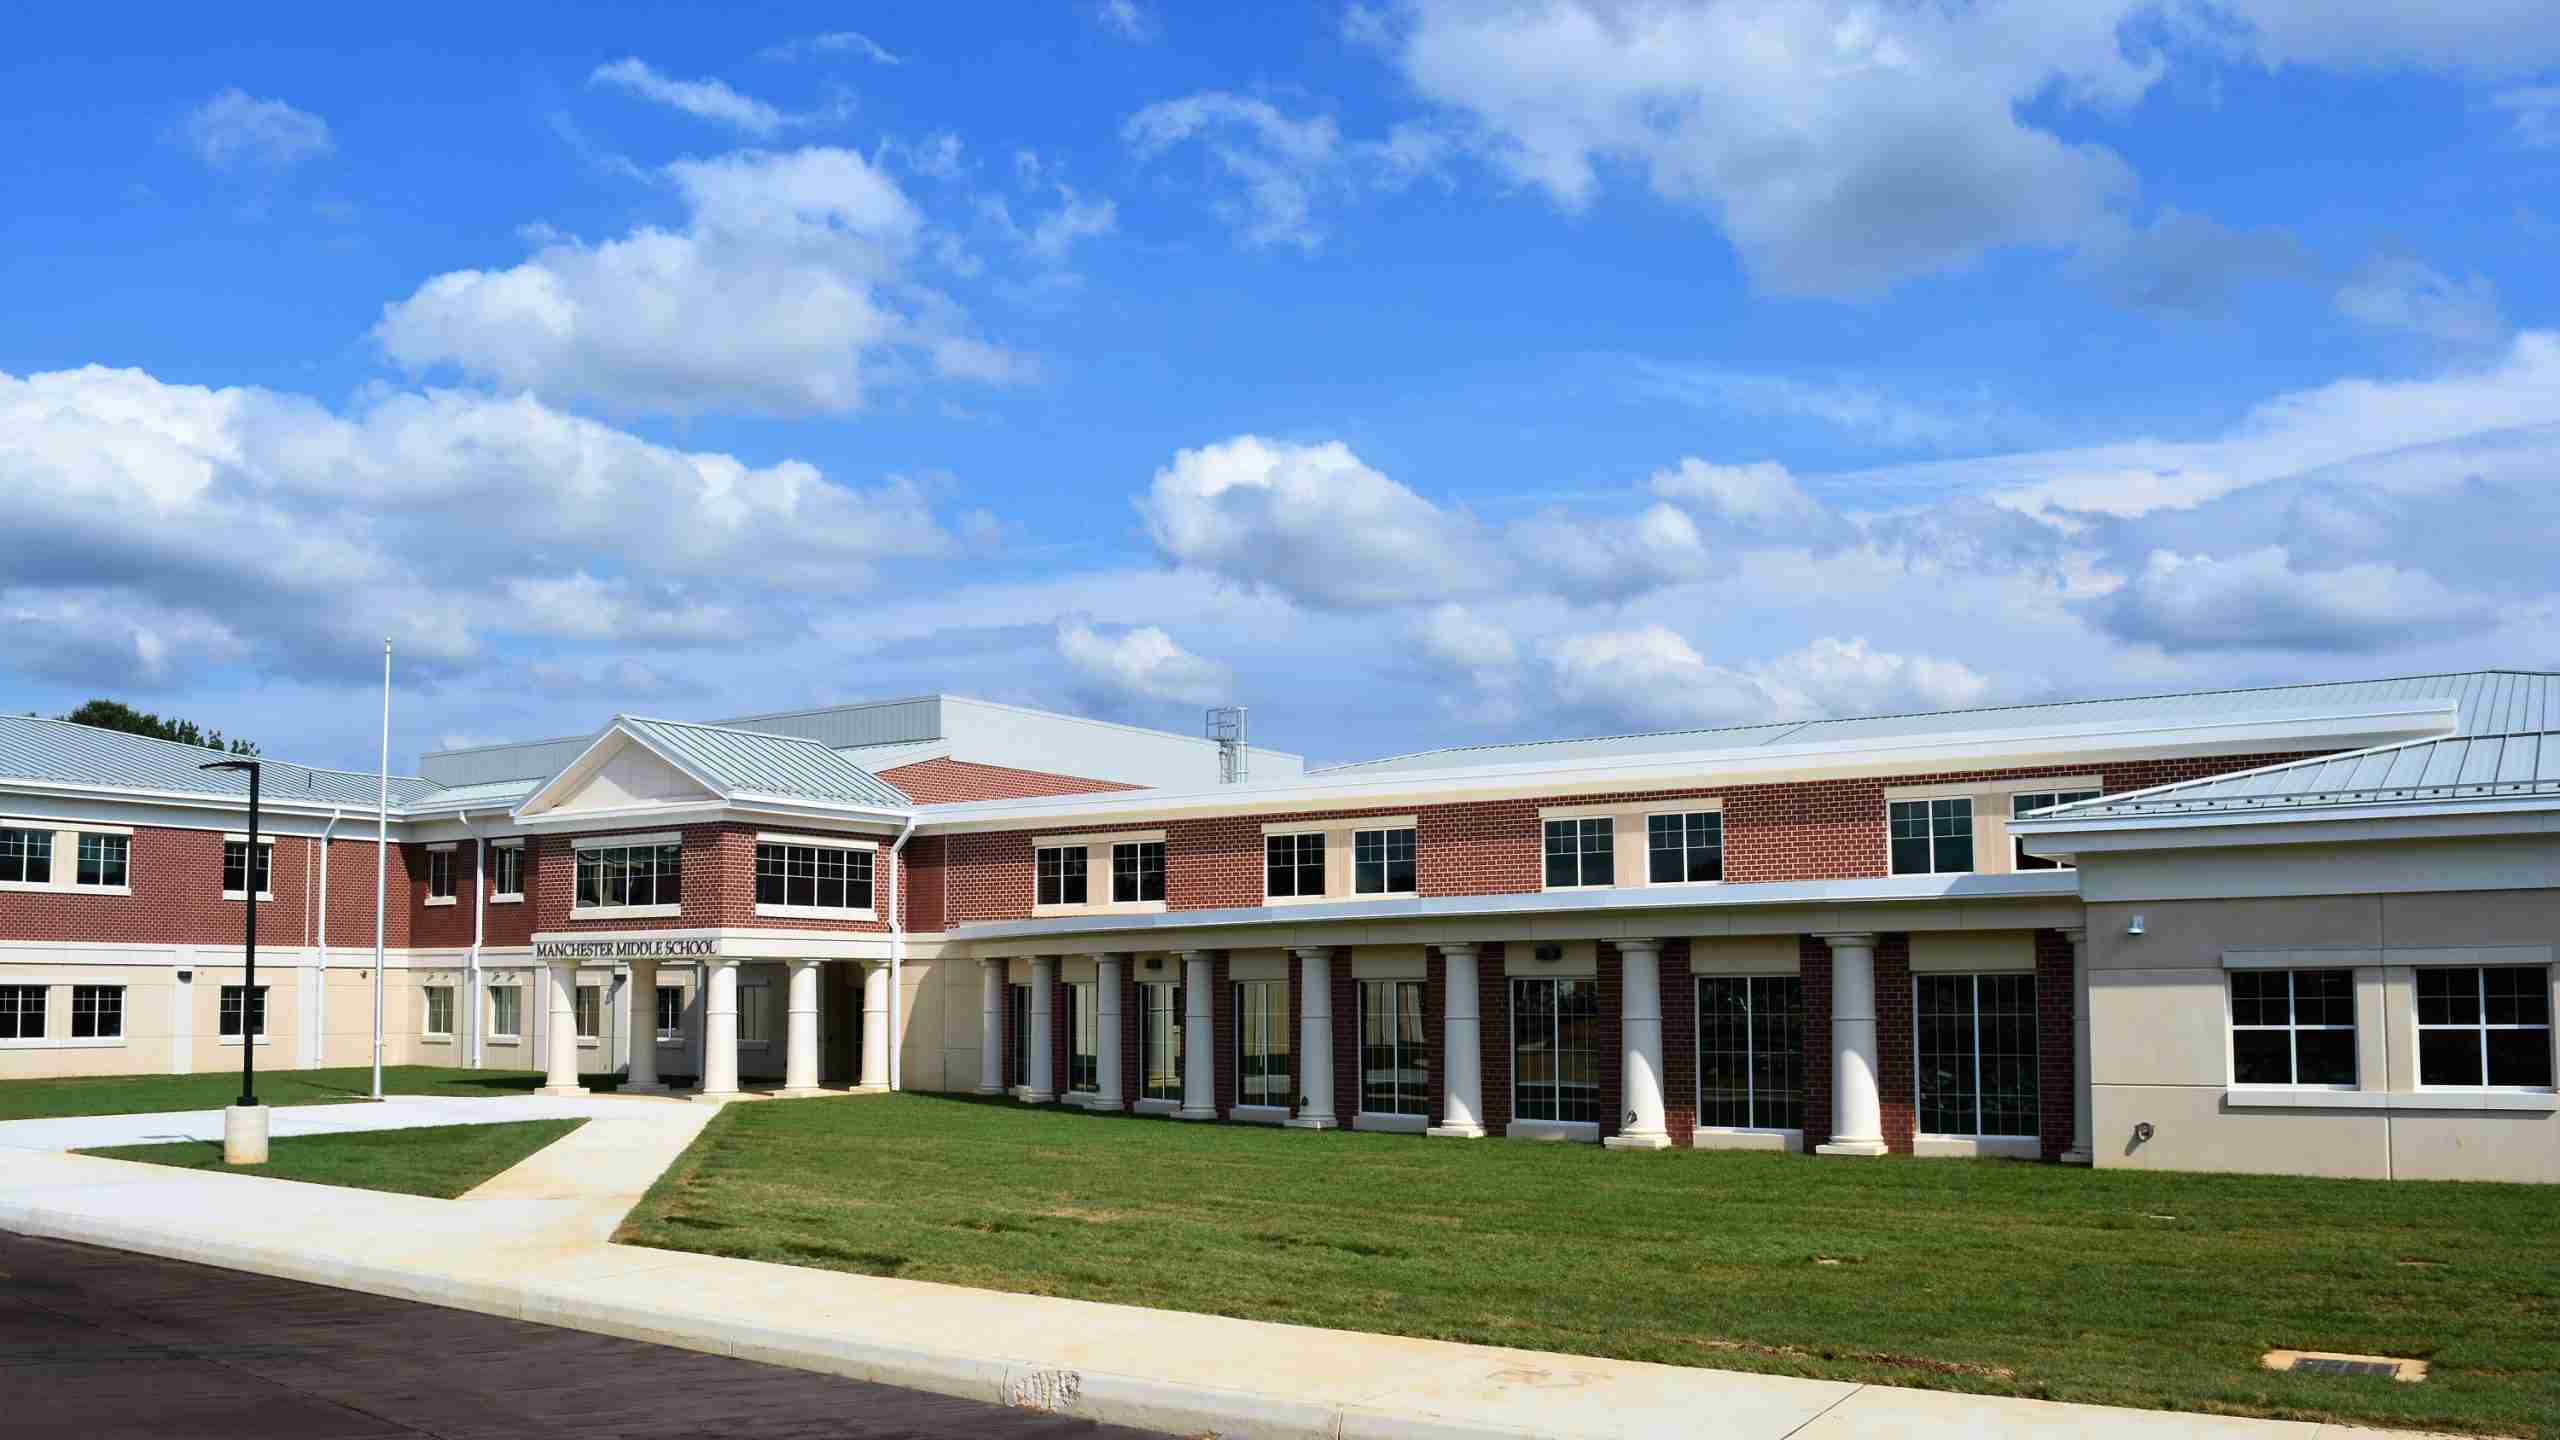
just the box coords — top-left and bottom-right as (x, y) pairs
(620, 1094), (2560, 1439)
(80, 1118), (586, 1199)
(0, 1065), (625, 1120)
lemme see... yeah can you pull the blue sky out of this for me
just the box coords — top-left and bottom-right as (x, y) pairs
(4, 2), (2557, 773)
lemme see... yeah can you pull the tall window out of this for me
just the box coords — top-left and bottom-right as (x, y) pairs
(1915, 973), (2037, 1137)
(1512, 977), (1600, 1123)
(492, 845), (525, 898)
(1889, 798), (1973, 875)
(219, 984), (268, 1039)
(71, 985), (121, 1039)
(1361, 978), (1428, 1115)
(655, 985), (684, 1041)
(2011, 791), (2099, 870)
(1543, 818), (1613, 888)
(1354, 827), (1416, 895)
(1035, 846), (1088, 906)
(1007, 982), (1032, 1084)
(0, 986), (45, 1039)
(1697, 975), (1803, 1130)
(1237, 979), (1290, 1107)
(575, 842), (682, 909)
(1141, 981), (1183, 1101)
(426, 848), (456, 900)
(2418, 966), (2553, 1089)
(1647, 812), (1723, 884)
(2230, 970), (2356, 1086)
(1112, 841), (1165, 903)
(756, 841), (874, 910)
(1266, 833), (1326, 898)
(1, 828), (52, 884)
(222, 839), (274, 898)
(575, 984), (601, 1040)
(423, 985), (454, 1037)
(76, 833), (129, 888)
(1069, 981), (1100, 1093)
(490, 985), (522, 1039)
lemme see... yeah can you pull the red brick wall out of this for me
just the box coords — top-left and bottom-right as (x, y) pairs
(1423, 946), (1448, 1128)
(1330, 960), (1357, 1128)
(903, 835), (946, 933)
(1660, 938), (1697, 1146)
(1800, 936), (1833, 1150)
(1212, 951), (1235, 1119)
(524, 822), (907, 937)
(2036, 927), (2077, 1159)
(1478, 944), (1512, 1134)
(878, 757), (1146, 804)
(0, 825), (318, 949)
(1596, 942), (1625, 1141)
(1874, 933), (1916, 1154)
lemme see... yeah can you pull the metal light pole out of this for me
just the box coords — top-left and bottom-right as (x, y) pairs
(202, 758), (267, 1163)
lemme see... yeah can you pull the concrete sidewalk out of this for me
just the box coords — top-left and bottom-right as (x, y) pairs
(0, 1091), (654, 1154)
(0, 1105), (2440, 1440)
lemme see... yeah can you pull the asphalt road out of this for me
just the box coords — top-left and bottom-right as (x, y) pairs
(0, 1229), (1159, 1439)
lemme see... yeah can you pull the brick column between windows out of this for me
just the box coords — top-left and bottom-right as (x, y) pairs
(1800, 937), (1833, 1151)
(1660, 938), (1696, 1146)
(1050, 975), (1070, 1101)
(1000, 977), (1016, 1090)
(1598, 941), (1625, 1142)
(1332, 959), (1358, 1129)
(1479, 944), (1512, 1135)
(1423, 946), (1447, 1128)
(1875, 933), (1915, 1155)
(1121, 962), (1141, 1109)
(2035, 928), (2077, 1160)
(1213, 950), (1235, 1120)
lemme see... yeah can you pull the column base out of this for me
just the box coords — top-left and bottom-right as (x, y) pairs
(690, 1088), (745, 1104)
(973, 1084), (1008, 1096)
(1425, 1122), (1487, 1139)
(771, 1086), (836, 1100)
(1602, 1132), (1674, 1151)
(618, 1082), (672, 1095)
(1171, 1106), (1219, 1122)
(2059, 1146), (2094, 1166)
(1021, 1089), (1058, 1104)
(535, 1084), (590, 1098)
(1281, 1115), (1338, 1130)
(1814, 1138), (1890, 1157)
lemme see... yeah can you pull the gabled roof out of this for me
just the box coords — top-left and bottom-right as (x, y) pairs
(509, 714), (916, 823)
(2019, 730), (2560, 823)
(0, 713), (438, 809)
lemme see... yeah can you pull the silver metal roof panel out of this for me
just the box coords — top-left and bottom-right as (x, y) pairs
(2019, 729), (2560, 821)
(0, 715), (436, 808)
(619, 716), (914, 810)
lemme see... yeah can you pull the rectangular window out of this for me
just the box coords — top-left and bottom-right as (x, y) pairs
(2011, 790), (2100, 870)
(0, 985), (46, 1040)
(1542, 818), (1614, 889)
(575, 984), (601, 1041)
(222, 840), (273, 898)
(739, 982), (769, 1045)
(655, 985), (684, 1042)
(1889, 798), (1974, 875)
(492, 845), (524, 899)
(1696, 975), (1803, 1130)
(218, 984), (268, 1040)
(1069, 981), (1100, 1093)
(427, 847), (455, 900)
(1141, 980), (1183, 1101)
(1112, 840), (1165, 903)
(1353, 826), (1416, 895)
(2229, 969), (2357, 1087)
(574, 842), (683, 910)
(1646, 812), (1724, 884)
(755, 841), (874, 911)
(1360, 978), (1429, 1116)
(1035, 845), (1088, 906)
(1, 828), (53, 885)
(1265, 832), (1327, 898)
(1007, 982), (1032, 1085)
(1915, 973), (2038, 1137)
(422, 985), (453, 1037)
(1236, 979), (1291, 1107)
(2417, 966), (2553, 1089)
(68, 984), (121, 1039)
(76, 833), (129, 889)
(490, 986), (522, 1039)
(1512, 977), (1600, 1123)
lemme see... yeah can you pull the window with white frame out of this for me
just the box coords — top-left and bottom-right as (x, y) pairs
(491, 844), (524, 899)
(1112, 840), (1165, 903)
(1007, 982), (1032, 1084)
(222, 839), (273, 898)
(1353, 826), (1416, 895)
(575, 841), (682, 910)
(1889, 798), (1974, 876)
(1237, 979), (1290, 1107)
(2011, 791), (2099, 870)
(426, 846), (456, 901)
(1647, 812), (1723, 884)
(0, 828), (52, 885)
(1069, 981), (1100, 1093)
(71, 985), (121, 1039)
(76, 833), (129, 889)
(739, 981), (770, 1045)
(218, 984), (268, 1039)
(423, 985), (454, 1038)
(0, 985), (45, 1039)
(756, 840), (874, 911)
(2229, 970), (2356, 1086)
(575, 984), (601, 1041)
(2417, 966), (2553, 1089)
(490, 985), (522, 1039)
(1360, 978), (1428, 1116)
(1511, 976), (1600, 1123)
(1265, 832), (1325, 898)
(1035, 845), (1088, 906)
(1542, 818), (1613, 889)
(655, 985), (684, 1042)
(1140, 980), (1181, 1100)
(1696, 975), (1803, 1130)
(1915, 973), (2037, 1137)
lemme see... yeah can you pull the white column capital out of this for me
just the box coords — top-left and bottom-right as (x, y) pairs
(1437, 941), (1478, 962)
(1290, 945), (1334, 963)
(1614, 936), (1663, 960)
(1814, 931), (1879, 951)
(2057, 926), (2088, 951)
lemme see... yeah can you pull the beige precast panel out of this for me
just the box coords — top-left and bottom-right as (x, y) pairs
(2095, 1084), (2393, 1180)
(1686, 935), (1800, 975)
(2090, 968), (2230, 1088)
(2084, 896), (2384, 973)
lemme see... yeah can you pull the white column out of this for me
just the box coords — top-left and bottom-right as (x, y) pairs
(1094, 954), (1127, 1111)
(536, 959), (587, 1096)
(2060, 928), (2094, 1165)
(1428, 943), (1486, 1138)
(1176, 950), (1218, 1120)
(977, 958), (1007, 1094)
(1604, 938), (1673, 1150)
(779, 957), (825, 1096)
(697, 958), (740, 1100)
(625, 957), (665, 1092)
(1283, 947), (1336, 1129)
(1024, 957), (1057, 1102)
(1815, 933), (1887, 1156)
(859, 960), (892, 1090)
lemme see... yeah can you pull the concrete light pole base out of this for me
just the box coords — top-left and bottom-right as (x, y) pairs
(222, 1105), (270, 1165)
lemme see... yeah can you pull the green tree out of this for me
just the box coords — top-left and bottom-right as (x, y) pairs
(59, 699), (259, 756)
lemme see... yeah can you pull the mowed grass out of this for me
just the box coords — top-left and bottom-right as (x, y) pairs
(80, 1118), (586, 1199)
(0, 1065), (625, 1120)
(619, 1094), (2560, 1438)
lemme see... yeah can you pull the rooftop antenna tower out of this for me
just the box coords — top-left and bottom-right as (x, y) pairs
(1206, 705), (1247, 784)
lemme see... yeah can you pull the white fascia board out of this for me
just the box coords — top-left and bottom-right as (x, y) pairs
(917, 702), (2456, 834)
(2017, 800), (2560, 858)
(504, 796), (911, 836)
(0, 776), (407, 826)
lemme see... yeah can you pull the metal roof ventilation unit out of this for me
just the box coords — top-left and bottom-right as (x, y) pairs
(1207, 706), (1248, 784)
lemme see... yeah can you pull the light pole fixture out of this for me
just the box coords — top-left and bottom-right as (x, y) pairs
(202, 757), (267, 1163)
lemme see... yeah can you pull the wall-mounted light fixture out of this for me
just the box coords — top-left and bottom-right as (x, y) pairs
(2128, 914), (2146, 936)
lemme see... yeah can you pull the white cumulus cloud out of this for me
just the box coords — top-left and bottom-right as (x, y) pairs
(589, 59), (794, 136)
(182, 89), (333, 171)
(1057, 621), (1230, 704)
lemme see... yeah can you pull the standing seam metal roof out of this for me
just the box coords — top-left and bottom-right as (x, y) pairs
(2021, 730), (2560, 819)
(0, 715), (438, 808)
(617, 716), (915, 810)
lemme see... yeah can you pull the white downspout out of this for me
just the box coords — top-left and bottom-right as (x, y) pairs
(316, 809), (341, 1071)
(460, 810), (486, 1070)
(885, 814), (917, 1092)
